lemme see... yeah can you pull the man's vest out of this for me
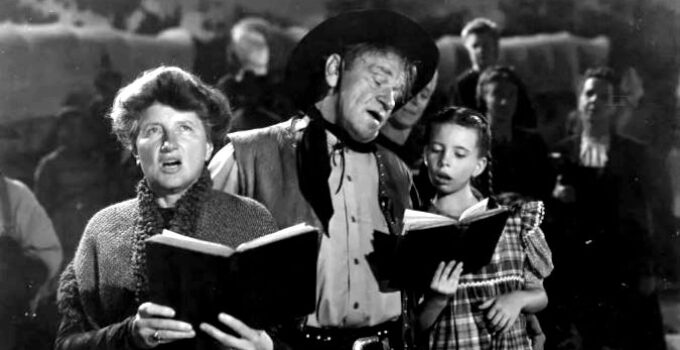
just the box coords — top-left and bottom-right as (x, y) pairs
(228, 118), (412, 236)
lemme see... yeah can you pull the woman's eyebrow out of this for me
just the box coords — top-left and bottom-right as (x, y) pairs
(177, 118), (199, 125)
(139, 121), (159, 128)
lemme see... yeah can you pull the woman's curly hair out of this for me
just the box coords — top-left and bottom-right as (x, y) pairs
(109, 66), (232, 153)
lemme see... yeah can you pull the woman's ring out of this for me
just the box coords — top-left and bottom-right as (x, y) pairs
(153, 330), (162, 343)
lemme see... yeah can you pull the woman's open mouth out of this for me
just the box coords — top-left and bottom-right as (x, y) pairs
(161, 159), (182, 172)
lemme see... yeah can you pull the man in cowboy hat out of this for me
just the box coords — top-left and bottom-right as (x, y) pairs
(208, 9), (438, 350)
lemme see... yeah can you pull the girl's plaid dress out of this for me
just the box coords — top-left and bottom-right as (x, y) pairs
(427, 201), (553, 350)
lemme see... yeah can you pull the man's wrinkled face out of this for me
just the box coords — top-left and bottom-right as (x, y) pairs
(332, 51), (409, 143)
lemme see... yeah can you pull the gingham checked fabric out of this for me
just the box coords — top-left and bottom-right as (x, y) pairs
(427, 201), (553, 350)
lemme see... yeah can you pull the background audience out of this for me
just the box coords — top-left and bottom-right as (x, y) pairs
(548, 66), (668, 350)
(474, 66), (553, 202)
(0, 171), (62, 350)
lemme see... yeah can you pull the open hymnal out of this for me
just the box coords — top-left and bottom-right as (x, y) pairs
(145, 223), (319, 331)
(371, 200), (510, 289)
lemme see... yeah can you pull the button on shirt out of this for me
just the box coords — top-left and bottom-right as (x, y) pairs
(306, 131), (401, 327)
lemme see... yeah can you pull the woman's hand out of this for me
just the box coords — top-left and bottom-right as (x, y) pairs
(430, 260), (463, 296)
(479, 293), (524, 334)
(131, 302), (195, 348)
(200, 313), (273, 350)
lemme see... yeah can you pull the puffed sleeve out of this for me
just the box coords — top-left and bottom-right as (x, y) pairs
(519, 201), (554, 281)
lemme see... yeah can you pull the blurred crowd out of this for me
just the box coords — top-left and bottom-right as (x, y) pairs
(1, 12), (678, 350)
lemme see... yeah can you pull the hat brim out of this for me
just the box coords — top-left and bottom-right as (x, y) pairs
(284, 9), (439, 111)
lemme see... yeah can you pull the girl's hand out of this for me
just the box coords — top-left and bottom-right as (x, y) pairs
(479, 293), (524, 334)
(430, 260), (463, 296)
(200, 313), (273, 350)
(531, 332), (546, 350)
(132, 302), (195, 348)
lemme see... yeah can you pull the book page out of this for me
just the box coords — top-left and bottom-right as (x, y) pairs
(458, 198), (490, 222)
(459, 198), (508, 224)
(236, 223), (317, 252)
(403, 209), (457, 231)
(405, 198), (507, 230)
(146, 229), (235, 257)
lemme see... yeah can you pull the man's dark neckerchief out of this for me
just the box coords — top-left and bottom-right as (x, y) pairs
(297, 107), (376, 234)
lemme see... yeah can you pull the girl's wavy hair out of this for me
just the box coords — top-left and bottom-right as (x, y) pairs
(109, 66), (231, 153)
(425, 106), (494, 195)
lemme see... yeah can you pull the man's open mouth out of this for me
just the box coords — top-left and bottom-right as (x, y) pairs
(367, 110), (383, 122)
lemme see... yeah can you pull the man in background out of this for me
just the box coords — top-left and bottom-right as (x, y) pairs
(454, 18), (500, 110)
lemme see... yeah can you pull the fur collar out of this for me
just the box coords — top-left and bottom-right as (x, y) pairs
(131, 168), (212, 303)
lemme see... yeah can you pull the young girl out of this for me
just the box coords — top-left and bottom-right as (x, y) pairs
(416, 107), (553, 350)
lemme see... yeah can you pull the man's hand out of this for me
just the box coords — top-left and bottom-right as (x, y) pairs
(200, 313), (273, 350)
(479, 293), (524, 334)
(132, 302), (195, 349)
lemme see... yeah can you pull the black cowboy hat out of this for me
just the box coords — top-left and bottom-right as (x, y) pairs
(284, 9), (439, 111)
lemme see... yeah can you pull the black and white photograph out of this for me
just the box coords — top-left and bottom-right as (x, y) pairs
(0, 0), (678, 349)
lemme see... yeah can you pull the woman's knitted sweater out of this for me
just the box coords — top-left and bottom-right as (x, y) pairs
(56, 181), (278, 350)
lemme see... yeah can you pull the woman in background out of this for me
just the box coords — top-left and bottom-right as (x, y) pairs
(475, 66), (554, 203)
